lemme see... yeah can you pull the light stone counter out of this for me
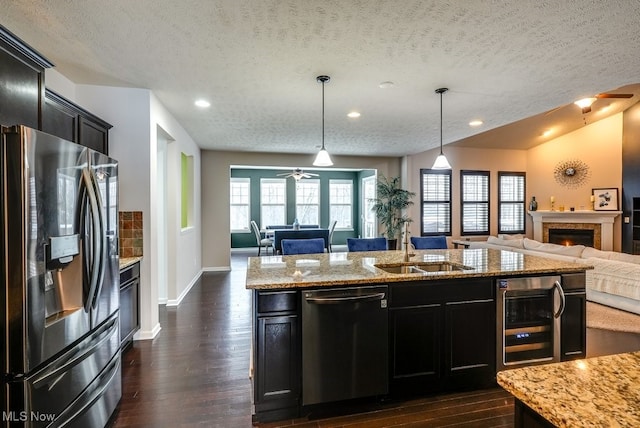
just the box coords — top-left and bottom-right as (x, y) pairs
(497, 351), (640, 427)
(119, 256), (142, 270)
(245, 248), (592, 290)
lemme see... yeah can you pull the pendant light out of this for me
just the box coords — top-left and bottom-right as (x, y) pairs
(431, 87), (452, 170)
(313, 75), (334, 167)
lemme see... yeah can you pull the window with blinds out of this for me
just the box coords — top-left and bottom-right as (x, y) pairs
(461, 170), (490, 235)
(498, 172), (526, 234)
(420, 169), (452, 235)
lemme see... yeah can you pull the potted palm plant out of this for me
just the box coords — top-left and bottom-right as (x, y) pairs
(370, 175), (415, 250)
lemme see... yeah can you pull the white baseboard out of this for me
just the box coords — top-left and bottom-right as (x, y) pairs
(202, 266), (231, 272)
(166, 270), (203, 307)
(134, 322), (161, 341)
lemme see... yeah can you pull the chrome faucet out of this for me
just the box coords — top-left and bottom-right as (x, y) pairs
(403, 222), (415, 262)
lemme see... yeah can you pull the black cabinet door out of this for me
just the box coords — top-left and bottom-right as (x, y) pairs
(561, 292), (586, 360)
(444, 298), (496, 388)
(78, 115), (109, 154)
(0, 27), (51, 129)
(42, 90), (78, 142)
(389, 304), (441, 394)
(255, 314), (300, 415)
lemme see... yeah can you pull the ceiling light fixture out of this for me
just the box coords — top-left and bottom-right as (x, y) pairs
(469, 120), (483, 127)
(347, 111), (361, 118)
(431, 88), (452, 170)
(313, 75), (333, 167)
(194, 99), (210, 108)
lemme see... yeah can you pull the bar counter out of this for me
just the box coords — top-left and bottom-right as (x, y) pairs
(245, 248), (591, 290)
(497, 351), (640, 427)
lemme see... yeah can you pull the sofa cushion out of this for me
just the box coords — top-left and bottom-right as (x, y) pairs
(487, 236), (524, 248)
(523, 238), (585, 257)
(584, 258), (640, 301)
(498, 233), (525, 240)
(581, 247), (613, 260)
(608, 251), (640, 265)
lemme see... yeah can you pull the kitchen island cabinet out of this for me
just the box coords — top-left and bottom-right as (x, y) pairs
(247, 249), (591, 423)
(390, 278), (495, 395)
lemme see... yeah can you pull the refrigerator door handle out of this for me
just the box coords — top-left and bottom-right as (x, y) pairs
(88, 168), (106, 310)
(80, 167), (105, 312)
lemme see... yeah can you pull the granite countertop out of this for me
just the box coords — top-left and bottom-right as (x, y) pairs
(245, 248), (592, 290)
(497, 351), (640, 427)
(119, 256), (143, 270)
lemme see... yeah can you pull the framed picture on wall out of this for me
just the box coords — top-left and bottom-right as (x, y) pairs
(592, 188), (619, 211)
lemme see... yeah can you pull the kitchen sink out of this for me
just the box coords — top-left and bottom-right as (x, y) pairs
(375, 261), (474, 274)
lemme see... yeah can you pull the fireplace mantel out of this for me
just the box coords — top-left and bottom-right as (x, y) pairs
(529, 210), (621, 250)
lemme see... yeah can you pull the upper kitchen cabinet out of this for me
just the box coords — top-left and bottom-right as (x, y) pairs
(0, 25), (53, 129)
(44, 89), (112, 154)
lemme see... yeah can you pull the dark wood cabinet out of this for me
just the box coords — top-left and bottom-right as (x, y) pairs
(43, 89), (112, 154)
(560, 273), (586, 360)
(119, 262), (140, 350)
(253, 290), (300, 422)
(389, 278), (495, 395)
(0, 26), (52, 129)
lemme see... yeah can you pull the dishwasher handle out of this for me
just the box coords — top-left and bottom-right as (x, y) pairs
(304, 292), (386, 305)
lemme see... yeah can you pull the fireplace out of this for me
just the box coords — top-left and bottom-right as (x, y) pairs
(530, 210), (621, 251)
(548, 228), (595, 247)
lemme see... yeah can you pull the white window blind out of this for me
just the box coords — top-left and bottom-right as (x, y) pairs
(461, 171), (489, 235)
(498, 172), (525, 234)
(421, 169), (451, 235)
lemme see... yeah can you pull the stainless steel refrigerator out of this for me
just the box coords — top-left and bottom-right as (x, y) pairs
(1, 125), (121, 427)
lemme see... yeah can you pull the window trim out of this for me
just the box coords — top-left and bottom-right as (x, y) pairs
(295, 178), (320, 226)
(329, 179), (354, 230)
(498, 171), (526, 235)
(230, 177), (251, 233)
(460, 170), (490, 236)
(420, 168), (452, 236)
(260, 178), (287, 229)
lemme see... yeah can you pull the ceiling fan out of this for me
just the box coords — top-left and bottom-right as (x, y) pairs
(545, 91), (634, 115)
(576, 92), (634, 114)
(276, 168), (319, 181)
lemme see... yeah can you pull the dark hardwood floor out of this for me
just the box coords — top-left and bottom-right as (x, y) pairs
(110, 249), (640, 427)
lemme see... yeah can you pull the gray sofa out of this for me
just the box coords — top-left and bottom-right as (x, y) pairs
(466, 236), (640, 315)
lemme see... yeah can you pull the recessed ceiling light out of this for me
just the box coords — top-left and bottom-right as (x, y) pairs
(379, 81), (394, 89)
(347, 111), (361, 118)
(195, 99), (211, 108)
(542, 129), (553, 137)
(469, 120), (483, 127)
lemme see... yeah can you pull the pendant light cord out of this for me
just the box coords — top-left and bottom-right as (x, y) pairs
(322, 79), (325, 150)
(439, 90), (443, 155)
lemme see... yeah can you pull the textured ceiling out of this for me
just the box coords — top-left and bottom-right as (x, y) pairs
(2, 1), (639, 156)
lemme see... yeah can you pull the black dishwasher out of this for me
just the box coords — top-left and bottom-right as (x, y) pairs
(302, 285), (388, 406)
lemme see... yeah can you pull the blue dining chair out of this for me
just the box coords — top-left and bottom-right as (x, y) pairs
(346, 237), (388, 252)
(281, 238), (326, 255)
(410, 236), (448, 249)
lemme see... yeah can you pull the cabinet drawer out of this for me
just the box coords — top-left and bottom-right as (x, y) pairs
(257, 290), (298, 314)
(391, 279), (493, 307)
(120, 262), (140, 286)
(561, 273), (586, 291)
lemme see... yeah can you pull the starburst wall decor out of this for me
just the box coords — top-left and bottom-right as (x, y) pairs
(553, 159), (591, 188)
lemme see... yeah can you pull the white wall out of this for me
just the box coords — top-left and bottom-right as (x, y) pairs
(45, 69), (202, 339)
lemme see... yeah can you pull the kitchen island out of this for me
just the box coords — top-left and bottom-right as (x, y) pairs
(497, 351), (640, 427)
(247, 248), (592, 423)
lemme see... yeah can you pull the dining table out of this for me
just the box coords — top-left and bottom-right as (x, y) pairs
(266, 228), (330, 254)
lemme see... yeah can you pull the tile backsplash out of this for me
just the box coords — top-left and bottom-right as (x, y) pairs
(119, 211), (143, 257)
